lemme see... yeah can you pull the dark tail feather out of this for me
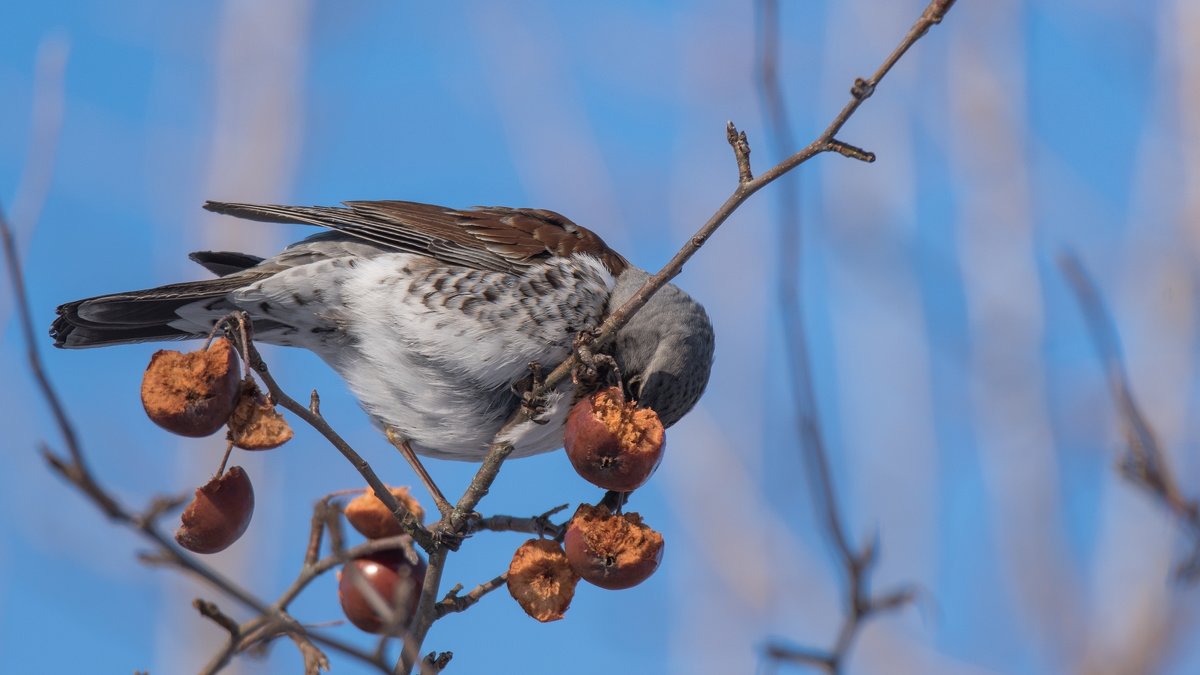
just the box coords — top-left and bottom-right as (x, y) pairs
(51, 276), (250, 349)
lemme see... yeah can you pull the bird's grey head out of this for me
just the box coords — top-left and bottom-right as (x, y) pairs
(606, 267), (715, 428)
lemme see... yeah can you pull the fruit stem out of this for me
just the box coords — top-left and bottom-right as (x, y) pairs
(216, 439), (234, 477)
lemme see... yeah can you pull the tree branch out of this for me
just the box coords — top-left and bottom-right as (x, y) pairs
(1059, 252), (1200, 581)
(757, 0), (953, 670)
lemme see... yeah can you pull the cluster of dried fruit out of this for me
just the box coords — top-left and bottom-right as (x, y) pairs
(139, 338), (293, 554)
(140, 341), (667, 631)
(337, 487), (428, 633)
(506, 386), (667, 622)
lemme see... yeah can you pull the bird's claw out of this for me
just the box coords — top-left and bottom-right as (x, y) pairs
(430, 511), (481, 551)
(572, 331), (620, 391)
(516, 362), (551, 423)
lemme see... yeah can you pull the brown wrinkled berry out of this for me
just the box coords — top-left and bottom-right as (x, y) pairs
(226, 376), (293, 450)
(141, 337), (241, 437)
(506, 538), (579, 622)
(337, 547), (427, 633)
(563, 504), (663, 590)
(344, 486), (425, 539)
(564, 387), (665, 491)
(175, 466), (255, 554)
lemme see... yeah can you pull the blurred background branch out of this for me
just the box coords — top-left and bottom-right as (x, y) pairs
(1060, 252), (1200, 581)
(757, 0), (954, 671)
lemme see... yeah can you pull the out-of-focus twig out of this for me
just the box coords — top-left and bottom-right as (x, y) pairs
(1059, 252), (1200, 581)
(9, 35), (68, 247)
(756, 0), (955, 671)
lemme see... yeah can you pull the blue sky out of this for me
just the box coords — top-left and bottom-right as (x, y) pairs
(3, 1), (1200, 674)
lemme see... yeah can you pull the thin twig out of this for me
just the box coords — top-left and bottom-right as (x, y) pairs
(435, 573), (508, 618)
(195, 598), (242, 637)
(470, 504), (569, 539)
(225, 313), (436, 553)
(757, 0), (951, 670)
(2, 205), (106, 506)
(1059, 252), (1200, 581)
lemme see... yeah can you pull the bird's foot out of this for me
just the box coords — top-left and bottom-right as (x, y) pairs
(515, 362), (552, 424)
(429, 510), (481, 551)
(572, 331), (621, 392)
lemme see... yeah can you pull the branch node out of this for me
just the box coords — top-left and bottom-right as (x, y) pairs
(850, 77), (875, 101)
(927, 0), (958, 24)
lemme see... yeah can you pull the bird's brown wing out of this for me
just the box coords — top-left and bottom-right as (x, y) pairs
(202, 200), (628, 276)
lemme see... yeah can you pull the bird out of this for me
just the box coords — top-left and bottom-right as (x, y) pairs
(51, 200), (715, 464)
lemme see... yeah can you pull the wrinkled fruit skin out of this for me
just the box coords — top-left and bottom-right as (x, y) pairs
(506, 538), (579, 622)
(141, 338), (241, 437)
(175, 466), (255, 554)
(564, 504), (664, 590)
(564, 387), (665, 491)
(344, 486), (425, 540)
(226, 376), (293, 450)
(338, 548), (428, 633)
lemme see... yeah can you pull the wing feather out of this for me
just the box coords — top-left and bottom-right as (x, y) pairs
(203, 200), (628, 275)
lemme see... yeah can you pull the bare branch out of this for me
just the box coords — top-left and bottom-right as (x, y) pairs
(470, 504), (569, 539)
(195, 598), (242, 637)
(224, 313), (437, 553)
(435, 573), (509, 618)
(398, 548), (449, 674)
(757, 0), (948, 670)
(1059, 252), (1200, 580)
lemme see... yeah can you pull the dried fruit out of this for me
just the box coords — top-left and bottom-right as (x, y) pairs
(337, 547), (427, 633)
(506, 539), (579, 622)
(141, 337), (241, 437)
(564, 387), (665, 491)
(563, 504), (663, 590)
(344, 486), (426, 539)
(226, 376), (293, 450)
(175, 466), (255, 554)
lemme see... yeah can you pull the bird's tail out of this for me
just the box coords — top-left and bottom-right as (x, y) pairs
(51, 251), (263, 349)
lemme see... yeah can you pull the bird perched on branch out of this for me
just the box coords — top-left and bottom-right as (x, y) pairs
(51, 201), (715, 462)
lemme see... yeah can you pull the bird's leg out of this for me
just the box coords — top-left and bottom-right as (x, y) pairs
(385, 427), (453, 519)
(514, 362), (551, 424)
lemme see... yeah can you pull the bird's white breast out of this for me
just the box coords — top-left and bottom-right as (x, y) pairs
(310, 252), (615, 460)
